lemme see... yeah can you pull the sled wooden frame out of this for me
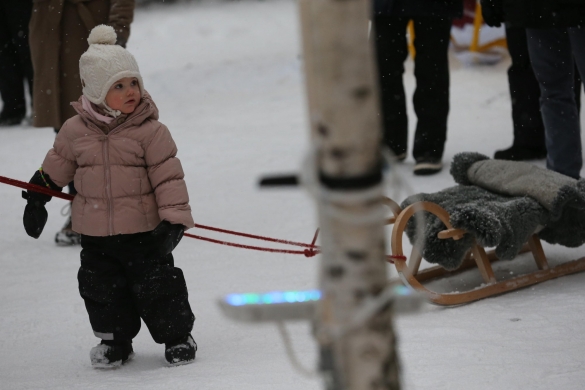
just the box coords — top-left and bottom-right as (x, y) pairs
(383, 198), (585, 306)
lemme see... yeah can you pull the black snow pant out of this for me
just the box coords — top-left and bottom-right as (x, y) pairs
(78, 232), (195, 344)
(373, 15), (452, 160)
(0, 0), (33, 119)
(506, 26), (581, 153)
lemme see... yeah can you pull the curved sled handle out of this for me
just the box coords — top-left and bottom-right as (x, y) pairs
(391, 201), (453, 257)
(382, 197), (402, 225)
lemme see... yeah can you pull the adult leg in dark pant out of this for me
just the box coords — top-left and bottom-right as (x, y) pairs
(373, 15), (410, 159)
(0, 0), (33, 125)
(527, 28), (583, 179)
(568, 27), (585, 107)
(79, 233), (195, 345)
(496, 27), (581, 161)
(495, 27), (547, 160)
(411, 16), (452, 163)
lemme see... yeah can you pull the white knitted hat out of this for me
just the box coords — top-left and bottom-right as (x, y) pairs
(79, 25), (144, 108)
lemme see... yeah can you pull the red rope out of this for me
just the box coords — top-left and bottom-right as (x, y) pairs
(193, 223), (318, 249)
(185, 227), (321, 257)
(2, 174), (320, 256)
(386, 255), (407, 264)
(0, 176), (74, 201)
(184, 232), (320, 257)
(304, 228), (319, 257)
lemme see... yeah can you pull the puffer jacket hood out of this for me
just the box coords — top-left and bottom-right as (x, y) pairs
(73, 91), (159, 132)
(42, 93), (195, 236)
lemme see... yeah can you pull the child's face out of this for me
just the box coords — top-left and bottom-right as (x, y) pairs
(105, 77), (141, 114)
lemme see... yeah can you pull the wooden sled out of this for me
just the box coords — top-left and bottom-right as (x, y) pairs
(383, 198), (585, 306)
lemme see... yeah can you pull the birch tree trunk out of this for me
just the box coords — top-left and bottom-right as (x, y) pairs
(298, 0), (401, 389)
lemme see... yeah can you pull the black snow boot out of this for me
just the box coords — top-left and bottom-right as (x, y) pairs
(493, 145), (547, 161)
(90, 340), (134, 368)
(165, 334), (197, 366)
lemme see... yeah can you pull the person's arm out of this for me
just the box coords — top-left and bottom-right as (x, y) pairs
(144, 123), (195, 230)
(109, 0), (135, 47)
(22, 123), (77, 239)
(41, 121), (78, 188)
(145, 123), (194, 255)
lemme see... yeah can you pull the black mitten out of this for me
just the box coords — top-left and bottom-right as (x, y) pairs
(22, 195), (48, 239)
(152, 220), (185, 256)
(480, 0), (505, 27)
(22, 170), (62, 239)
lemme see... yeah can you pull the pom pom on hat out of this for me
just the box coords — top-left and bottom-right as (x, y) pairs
(87, 24), (117, 45)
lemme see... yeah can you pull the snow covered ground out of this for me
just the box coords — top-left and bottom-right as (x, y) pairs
(1, 1), (585, 389)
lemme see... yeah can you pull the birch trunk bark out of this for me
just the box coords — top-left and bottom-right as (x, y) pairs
(298, 0), (401, 389)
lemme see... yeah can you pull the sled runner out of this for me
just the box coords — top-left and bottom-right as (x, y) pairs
(384, 152), (585, 306)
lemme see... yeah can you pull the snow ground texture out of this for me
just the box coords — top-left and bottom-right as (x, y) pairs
(1, 1), (585, 389)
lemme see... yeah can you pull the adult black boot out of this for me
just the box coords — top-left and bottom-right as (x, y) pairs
(494, 145), (547, 161)
(414, 154), (443, 176)
(0, 114), (24, 126)
(0, 108), (25, 127)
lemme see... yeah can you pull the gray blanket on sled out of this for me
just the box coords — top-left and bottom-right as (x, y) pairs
(402, 152), (585, 270)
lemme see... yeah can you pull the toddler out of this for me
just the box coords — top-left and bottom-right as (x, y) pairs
(22, 25), (197, 368)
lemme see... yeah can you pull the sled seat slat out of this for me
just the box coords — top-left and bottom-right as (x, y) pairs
(437, 228), (466, 240)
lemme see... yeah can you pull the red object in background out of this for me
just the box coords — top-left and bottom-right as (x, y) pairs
(453, 0), (477, 28)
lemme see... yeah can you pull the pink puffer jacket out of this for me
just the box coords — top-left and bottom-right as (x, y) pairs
(42, 94), (195, 236)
